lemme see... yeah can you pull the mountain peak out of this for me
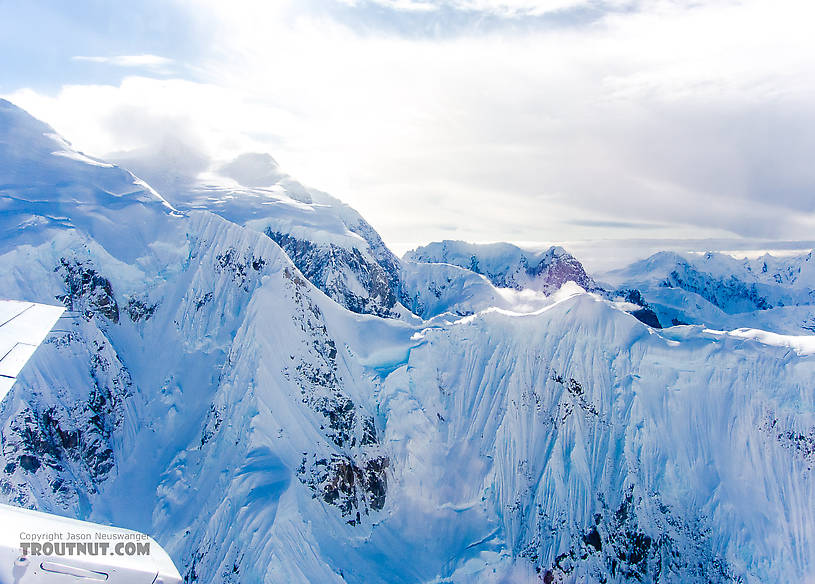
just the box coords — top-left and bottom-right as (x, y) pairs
(0, 100), (178, 260)
(406, 239), (596, 293)
(0, 99), (173, 206)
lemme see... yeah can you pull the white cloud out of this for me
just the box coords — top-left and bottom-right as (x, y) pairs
(338, 0), (634, 16)
(8, 0), (815, 255)
(338, 0), (440, 12)
(72, 54), (174, 68)
(443, 0), (622, 16)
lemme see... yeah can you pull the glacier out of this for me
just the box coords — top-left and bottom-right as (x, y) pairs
(0, 98), (813, 583)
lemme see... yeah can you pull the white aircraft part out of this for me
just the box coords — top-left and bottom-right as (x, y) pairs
(0, 300), (64, 402)
(0, 300), (183, 583)
(0, 503), (182, 583)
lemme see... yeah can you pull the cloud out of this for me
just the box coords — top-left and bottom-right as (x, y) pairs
(568, 220), (667, 230)
(438, 0), (627, 16)
(337, 0), (633, 17)
(72, 54), (174, 68)
(6, 0), (815, 255)
(339, 0), (440, 12)
(219, 153), (287, 187)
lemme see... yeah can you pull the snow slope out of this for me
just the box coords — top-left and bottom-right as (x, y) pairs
(0, 100), (813, 583)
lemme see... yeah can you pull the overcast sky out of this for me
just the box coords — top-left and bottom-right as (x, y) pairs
(2, 0), (814, 257)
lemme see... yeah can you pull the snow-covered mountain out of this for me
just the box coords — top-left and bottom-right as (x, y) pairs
(602, 250), (815, 334)
(1, 99), (813, 583)
(406, 240), (597, 294)
(127, 157), (548, 321)
(149, 158), (405, 319)
(405, 240), (668, 327)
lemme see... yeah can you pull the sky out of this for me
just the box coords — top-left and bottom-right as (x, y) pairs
(2, 0), (815, 260)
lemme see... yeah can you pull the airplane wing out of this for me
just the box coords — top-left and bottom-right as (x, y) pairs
(0, 299), (184, 583)
(0, 299), (65, 402)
